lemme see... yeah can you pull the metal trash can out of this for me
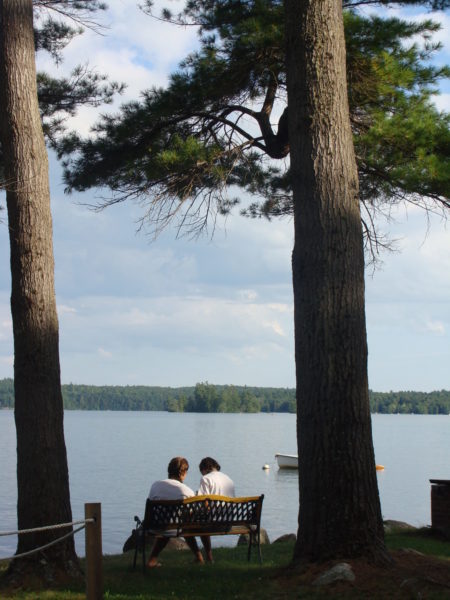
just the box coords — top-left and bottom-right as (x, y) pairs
(430, 479), (450, 538)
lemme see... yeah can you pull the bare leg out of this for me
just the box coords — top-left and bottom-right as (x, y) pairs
(147, 537), (169, 567)
(200, 536), (213, 562)
(184, 537), (204, 563)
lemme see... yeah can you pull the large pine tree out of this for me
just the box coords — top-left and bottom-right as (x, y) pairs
(0, 0), (80, 581)
(59, 0), (449, 564)
(286, 0), (386, 562)
(0, 0), (121, 585)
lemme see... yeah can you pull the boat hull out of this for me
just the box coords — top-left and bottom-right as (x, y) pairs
(275, 453), (298, 469)
(275, 453), (385, 471)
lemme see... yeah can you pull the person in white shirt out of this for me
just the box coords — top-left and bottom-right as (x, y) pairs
(197, 457), (235, 562)
(149, 477), (194, 501)
(198, 457), (235, 497)
(147, 457), (204, 567)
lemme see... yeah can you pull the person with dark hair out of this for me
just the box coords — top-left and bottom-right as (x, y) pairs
(197, 457), (235, 562)
(147, 457), (204, 567)
(198, 457), (235, 497)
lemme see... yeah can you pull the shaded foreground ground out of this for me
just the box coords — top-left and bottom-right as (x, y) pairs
(278, 549), (450, 599)
(0, 529), (449, 599)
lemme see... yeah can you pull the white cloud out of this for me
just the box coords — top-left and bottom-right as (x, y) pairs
(423, 320), (445, 336)
(57, 304), (77, 315)
(98, 347), (113, 358)
(366, 205), (450, 304)
(237, 289), (259, 302)
(35, 0), (199, 135)
(0, 300), (12, 343)
(225, 341), (286, 363)
(53, 290), (295, 386)
(433, 93), (450, 112)
(61, 295), (293, 348)
(263, 320), (286, 337)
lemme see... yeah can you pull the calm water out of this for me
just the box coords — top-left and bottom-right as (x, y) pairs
(0, 411), (449, 558)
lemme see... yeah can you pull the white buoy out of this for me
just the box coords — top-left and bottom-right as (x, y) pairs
(262, 464), (270, 470)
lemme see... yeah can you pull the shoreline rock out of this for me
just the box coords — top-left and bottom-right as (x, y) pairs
(383, 520), (417, 534)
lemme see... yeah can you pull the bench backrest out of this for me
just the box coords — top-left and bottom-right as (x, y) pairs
(142, 495), (264, 532)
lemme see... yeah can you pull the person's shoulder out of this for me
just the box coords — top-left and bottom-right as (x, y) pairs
(180, 482), (195, 497)
(149, 479), (168, 498)
(150, 478), (164, 488)
(217, 471), (233, 482)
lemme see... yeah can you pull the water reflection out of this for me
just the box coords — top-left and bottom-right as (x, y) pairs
(275, 469), (299, 482)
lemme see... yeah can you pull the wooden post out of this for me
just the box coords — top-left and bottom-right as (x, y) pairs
(85, 503), (103, 600)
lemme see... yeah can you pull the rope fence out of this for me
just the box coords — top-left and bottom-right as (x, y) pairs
(0, 517), (93, 538)
(0, 503), (103, 600)
(0, 520), (93, 562)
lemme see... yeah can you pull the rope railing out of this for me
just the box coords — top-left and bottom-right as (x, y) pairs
(0, 503), (103, 600)
(0, 518), (94, 537)
(0, 524), (87, 561)
(0, 518), (95, 562)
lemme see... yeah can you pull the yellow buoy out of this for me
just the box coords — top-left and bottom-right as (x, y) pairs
(376, 464), (385, 471)
(262, 464), (270, 470)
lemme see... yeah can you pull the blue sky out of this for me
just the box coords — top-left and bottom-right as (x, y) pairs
(0, 0), (449, 392)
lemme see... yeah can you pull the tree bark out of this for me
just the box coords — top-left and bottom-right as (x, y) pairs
(284, 0), (388, 562)
(0, 0), (80, 582)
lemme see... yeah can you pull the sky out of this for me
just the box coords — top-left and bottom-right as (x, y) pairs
(0, 0), (449, 392)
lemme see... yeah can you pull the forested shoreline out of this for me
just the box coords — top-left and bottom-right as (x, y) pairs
(0, 378), (448, 414)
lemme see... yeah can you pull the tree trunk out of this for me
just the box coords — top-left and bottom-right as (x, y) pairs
(284, 0), (388, 562)
(0, 0), (80, 583)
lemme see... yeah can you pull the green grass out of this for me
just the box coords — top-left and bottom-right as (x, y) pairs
(1, 531), (449, 600)
(0, 543), (290, 600)
(103, 544), (288, 600)
(385, 527), (450, 560)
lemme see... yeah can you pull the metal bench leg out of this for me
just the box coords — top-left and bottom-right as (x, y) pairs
(132, 526), (141, 571)
(248, 530), (262, 564)
(133, 526), (146, 574)
(257, 530), (262, 564)
(142, 534), (146, 574)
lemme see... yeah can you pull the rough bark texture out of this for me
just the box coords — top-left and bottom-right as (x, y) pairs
(0, 0), (80, 583)
(284, 0), (387, 562)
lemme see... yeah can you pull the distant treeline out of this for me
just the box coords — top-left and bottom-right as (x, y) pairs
(0, 378), (449, 414)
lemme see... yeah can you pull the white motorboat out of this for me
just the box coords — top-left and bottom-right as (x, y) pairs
(275, 452), (385, 472)
(275, 453), (298, 469)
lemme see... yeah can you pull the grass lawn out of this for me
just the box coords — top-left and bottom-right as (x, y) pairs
(1, 529), (449, 599)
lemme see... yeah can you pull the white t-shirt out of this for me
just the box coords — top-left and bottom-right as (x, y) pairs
(198, 470), (235, 497)
(148, 478), (195, 500)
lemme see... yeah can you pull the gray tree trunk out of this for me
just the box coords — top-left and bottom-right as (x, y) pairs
(284, 0), (388, 562)
(0, 0), (80, 582)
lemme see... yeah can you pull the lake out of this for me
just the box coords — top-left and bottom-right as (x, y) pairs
(0, 411), (449, 558)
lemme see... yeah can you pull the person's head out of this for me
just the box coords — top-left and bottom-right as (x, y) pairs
(168, 457), (189, 481)
(199, 457), (220, 476)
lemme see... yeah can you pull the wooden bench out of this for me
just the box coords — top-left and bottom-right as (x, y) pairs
(132, 494), (264, 571)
